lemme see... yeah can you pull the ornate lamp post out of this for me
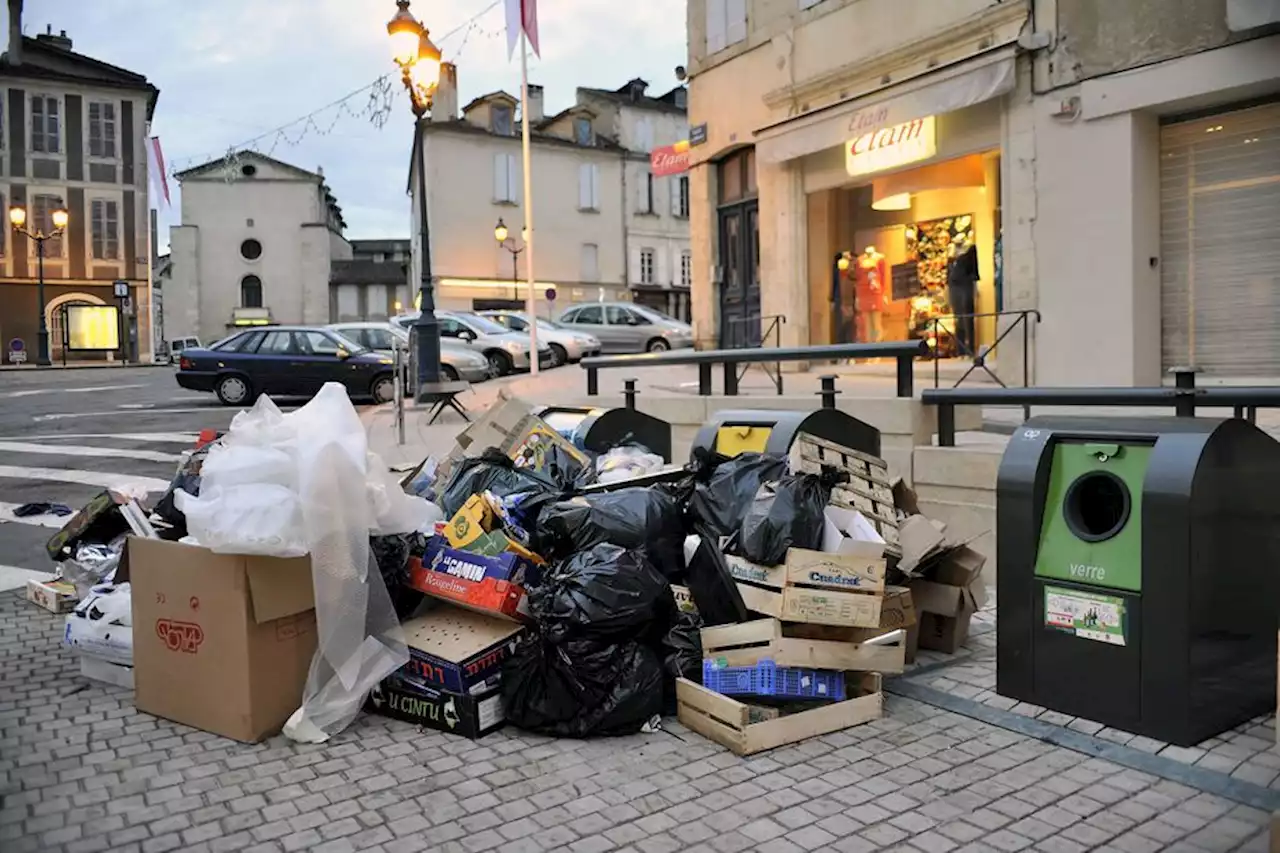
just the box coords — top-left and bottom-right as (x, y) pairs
(10, 204), (69, 367)
(388, 0), (443, 394)
(493, 218), (527, 301)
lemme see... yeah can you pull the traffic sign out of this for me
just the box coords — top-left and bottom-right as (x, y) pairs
(545, 288), (557, 302)
(8, 338), (26, 364)
(9, 338), (24, 352)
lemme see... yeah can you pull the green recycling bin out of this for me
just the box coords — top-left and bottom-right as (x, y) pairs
(997, 416), (1280, 747)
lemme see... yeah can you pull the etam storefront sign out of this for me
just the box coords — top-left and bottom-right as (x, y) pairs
(845, 115), (937, 177)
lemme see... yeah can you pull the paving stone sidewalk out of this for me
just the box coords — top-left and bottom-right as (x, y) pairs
(1, 591), (1272, 853)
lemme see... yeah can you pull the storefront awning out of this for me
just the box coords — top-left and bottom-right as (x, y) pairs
(754, 45), (1018, 165)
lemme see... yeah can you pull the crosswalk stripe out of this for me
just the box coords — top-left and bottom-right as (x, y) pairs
(0, 441), (183, 464)
(0, 465), (170, 493)
(0, 433), (200, 444)
(0, 502), (71, 529)
(32, 408), (218, 422)
(0, 566), (55, 593)
(0, 383), (149, 399)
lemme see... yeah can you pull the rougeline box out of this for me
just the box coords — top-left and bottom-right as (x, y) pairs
(407, 557), (529, 622)
(423, 536), (541, 586)
(365, 674), (504, 740)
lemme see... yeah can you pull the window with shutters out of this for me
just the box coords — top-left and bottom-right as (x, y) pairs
(492, 105), (514, 136)
(578, 163), (600, 211)
(575, 117), (593, 146)
(681, 251), (692, 287)
(493, 153), (518, 203)
(31, 194), (65, 255)
(640, 248), (656, 284)
(581, 243), (599, 282)
(706, 0), (746, 54)
(635, 119), (654, 152)
(88, 102), (117, 158)
(672, 176), (690, 218)
(637, 171), (654, 214)
(30, 95), (60, 154)
(241, 275), (264, 309)
(90, 199), (120, 260)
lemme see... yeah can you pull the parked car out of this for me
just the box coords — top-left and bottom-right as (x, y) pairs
(478, 311), (601, 366)
(557, 302), (694, 354)
(326, 321), (493, 383)
(175, 325), (397, 406)
(395, 311), (553, 375)
(167, 336), (202, 365)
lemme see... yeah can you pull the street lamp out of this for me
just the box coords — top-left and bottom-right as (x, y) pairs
(494, 218), (527, 300)
(10, 204), (68, 366)
(388, 0), (444, 395)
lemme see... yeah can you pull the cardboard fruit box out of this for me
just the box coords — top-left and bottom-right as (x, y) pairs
(397, 604), (525, 695)
(676, 673), (882, 756)
(408, 540), (534, 622)
(366, 674), (504, 740)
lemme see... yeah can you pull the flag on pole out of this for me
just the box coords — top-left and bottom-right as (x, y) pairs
(504, 0), (540, 59)
(148, 137), (171, 208)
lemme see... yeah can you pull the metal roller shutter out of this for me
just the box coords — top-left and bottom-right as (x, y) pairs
(1160, 101), (1280, 377)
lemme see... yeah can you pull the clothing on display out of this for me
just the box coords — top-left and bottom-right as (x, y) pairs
(856, 247), (888, 342)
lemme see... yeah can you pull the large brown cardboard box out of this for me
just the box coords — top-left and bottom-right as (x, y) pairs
(120, 537), (317, 743)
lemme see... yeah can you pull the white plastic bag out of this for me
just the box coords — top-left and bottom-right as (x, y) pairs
(596, 446), (665, 484)
(175, 484), (307, 557)
(65, 582), (133, 666)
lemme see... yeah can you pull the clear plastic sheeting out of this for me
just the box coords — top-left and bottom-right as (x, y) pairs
(174, 384), (436, 743)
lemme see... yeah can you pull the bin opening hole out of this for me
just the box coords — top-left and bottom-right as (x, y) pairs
(1064, 471), (1131, 543)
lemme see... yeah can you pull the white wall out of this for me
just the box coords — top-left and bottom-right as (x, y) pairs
(418, 128), (627, 310)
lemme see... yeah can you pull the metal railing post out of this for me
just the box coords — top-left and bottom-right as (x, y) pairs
(818, 375), (840, 410)
(896, 355), (914, 398)
(623, 378), (637, 411)
(1170, 366), (1197, 418)
(698, 363), (713, 396)
(586, 366), (599, 396)
(937, 404), (956, 447)
(723, 361), (740, 396)
(393, 346), (405, 447)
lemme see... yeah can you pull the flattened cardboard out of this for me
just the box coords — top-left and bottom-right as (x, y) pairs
(398, 604), (525, 695)
(124, 537), (317, 744)
(896, 515), (948, 575)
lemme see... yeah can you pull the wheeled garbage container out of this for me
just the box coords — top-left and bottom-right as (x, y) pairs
(996, 416), (1280, 746)
(689, 409), (881, 460)
(531, 405), (673, 462)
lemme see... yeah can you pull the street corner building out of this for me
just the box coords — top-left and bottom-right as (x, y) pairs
(682, 0), (1280, 385)
(0, 21), (160, 364)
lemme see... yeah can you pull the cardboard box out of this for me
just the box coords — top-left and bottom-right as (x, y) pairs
(26, 578), (77, 613)
(398, 604), (525, 695)
(120, 537), (317, 743)
(45, 490), (133, 562)
(79, 655), (134, 690)
(445, 493), (497, 549)
(408, 549), (529, 623)
(909, 548), (987, 655)
(422, 536), (536, 585)
(366, 675), (504, 740)
(677, 673), (882, 756)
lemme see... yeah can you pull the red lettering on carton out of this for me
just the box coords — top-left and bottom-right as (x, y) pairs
(156, 619), (204, 653)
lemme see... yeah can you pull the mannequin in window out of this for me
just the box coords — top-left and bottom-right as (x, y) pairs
(834, 252), (857, 343)
(947, 243), (979, 355)
(856, 246), (888, 342)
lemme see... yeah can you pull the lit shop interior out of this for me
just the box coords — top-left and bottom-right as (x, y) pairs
(804, 108), (1003, 358)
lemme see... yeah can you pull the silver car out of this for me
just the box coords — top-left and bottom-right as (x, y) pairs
(326, 322), (493, 383)
(437, 311), (553, 376)
(478, 311), (601, 367)
(557, 302), (694, 354)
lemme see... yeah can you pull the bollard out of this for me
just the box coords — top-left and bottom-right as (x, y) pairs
(623, 379), (638, 411)
(817, 375), (840, 410)
(1169, 366), (1197, 418)
(394, 346), (406, 446)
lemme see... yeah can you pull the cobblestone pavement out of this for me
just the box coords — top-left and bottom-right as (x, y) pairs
(2, 592), (1273, 853)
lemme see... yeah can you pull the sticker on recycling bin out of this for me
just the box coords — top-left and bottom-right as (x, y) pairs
(1044, 585), (1126, 646)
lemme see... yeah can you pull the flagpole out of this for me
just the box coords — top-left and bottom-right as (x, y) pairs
(519, 30), (538, 374)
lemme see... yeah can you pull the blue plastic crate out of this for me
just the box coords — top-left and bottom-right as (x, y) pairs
(702, 659), (845, 701)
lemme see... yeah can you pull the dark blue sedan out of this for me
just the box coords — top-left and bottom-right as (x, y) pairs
(176, 326), (398, 406)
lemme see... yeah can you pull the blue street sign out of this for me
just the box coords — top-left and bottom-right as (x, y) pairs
(545, 288), (557, 302)
(8, 338), (24, 352)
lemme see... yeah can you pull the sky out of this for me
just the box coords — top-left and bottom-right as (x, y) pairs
(24, 0), (688, 249)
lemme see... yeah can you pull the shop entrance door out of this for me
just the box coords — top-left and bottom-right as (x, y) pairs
(718, 201), (761, 347)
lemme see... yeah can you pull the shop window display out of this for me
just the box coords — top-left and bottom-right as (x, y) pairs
(904, 214), (974, 358)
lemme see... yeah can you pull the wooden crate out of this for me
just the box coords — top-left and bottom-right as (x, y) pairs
(701, 618), (905, 674)
(676, 673), (883, 756)
(791, 433), (902, 558)
(726, 553), (885, 629)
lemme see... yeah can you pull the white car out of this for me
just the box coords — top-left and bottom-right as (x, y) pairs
(326, 322), (493, 383)
(478, 311), (601, 366)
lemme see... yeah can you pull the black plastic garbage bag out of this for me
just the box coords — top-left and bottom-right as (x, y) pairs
(501, 634), (664, 737)
(738, 471), (842, 566)
(688, 452), (789, 540)
(661, 609), (704, 713)
(154, 440), (218, 530)
(535, 488), (686, 580)
(513, 441), (596, 491)
(528, 543), (674, 644)
(685, 533), (749, 626)
(438, 448), (562, 518)
(370, 532), (426, 620)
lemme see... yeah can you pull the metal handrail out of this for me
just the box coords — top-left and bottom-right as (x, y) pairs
(929, 309), (1041, 394)
(582, 339), (929, 398)
(922, 369), (1280, 446)
(725, 314), (787, 394)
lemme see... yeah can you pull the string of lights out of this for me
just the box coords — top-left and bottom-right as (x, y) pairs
(165, 0), (505, 181)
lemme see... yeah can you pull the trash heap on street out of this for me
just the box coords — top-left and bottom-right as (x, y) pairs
(27, 384), (986, 754)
